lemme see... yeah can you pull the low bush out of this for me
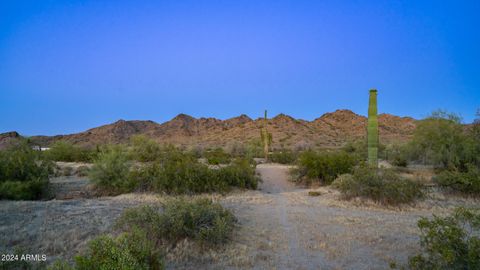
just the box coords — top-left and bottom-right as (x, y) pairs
(204, 148), (231, 165)
(46, 141), (97, 162)
(434, 165), (480, 196)
(0, 179), (49, 200)
(332, 165), (424, 205)
(74, 228), (164, 270)
(386, 144), (409, 167)
(129, 135), (162, 162)
(88, 146), (135, 194)
(291, 150), (356, 185)
(409, 207), (480, 270)
(270, 149), (297, 164)
(115, 198), (236, 246)
(0, 142), (53, 200)
(134, 157), (222, 194)
(131, 156), (258, 194)
(215, 158), (259, 190)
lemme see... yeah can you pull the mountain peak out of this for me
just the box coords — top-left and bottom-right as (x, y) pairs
(228, 114), (252, 122)
(223, 114), (252, 128)
(172, 113), (195, 122)
(317, 109), (363, 121)
(0, 131), (20, 138)
(113, 119), (127, 124)
(273, 113), (295, 121)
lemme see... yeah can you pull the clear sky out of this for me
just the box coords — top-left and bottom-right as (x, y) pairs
(1, 0), (479, 136)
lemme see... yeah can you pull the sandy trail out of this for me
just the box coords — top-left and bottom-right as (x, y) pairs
(1, 164), (479, 269)
(256, 164), (323, 269)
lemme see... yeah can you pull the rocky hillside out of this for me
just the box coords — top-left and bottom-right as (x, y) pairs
(0, 131), (21, 149)
(5, 110), (417, 150)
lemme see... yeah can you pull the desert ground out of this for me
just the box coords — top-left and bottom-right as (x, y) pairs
(1, 163), (478, 270)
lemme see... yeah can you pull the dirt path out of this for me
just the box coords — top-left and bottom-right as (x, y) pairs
(256, 164), (323, 269)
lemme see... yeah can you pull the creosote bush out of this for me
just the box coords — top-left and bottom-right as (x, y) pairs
(88, 145), (135, 194)
(46, 141), (97, 162)
(409, 207), (480, 270)
(291, 150), (356, 185)
(204, 148), (231, 165)
(66, 228), (164, 270)
(434, 165), (480, 196)
(215, 158), (258, 190)
(0, 141), (53, 200)
(386, 144), (409, 167)
(270, 149), (297, 164)
(132, 156), (258, 194)
(332, 165), (423, 205)
(115, 198), (236, 246)
(138, 157), (218, 194)
(129, 135), (162, 162)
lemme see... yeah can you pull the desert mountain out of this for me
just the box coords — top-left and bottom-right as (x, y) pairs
(5, 110), (417, 150)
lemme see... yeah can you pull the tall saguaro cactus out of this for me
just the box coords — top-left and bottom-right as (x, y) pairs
(260, 110), (272, 161)
(367, 89), (379, 167)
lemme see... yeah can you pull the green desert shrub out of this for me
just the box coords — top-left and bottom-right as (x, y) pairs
(270, 149), (297, 164)
(409, 207), (480, 270)
(0, 179), (50, 201)
(291, 150), (356, 185)
(135, 157), (221, 194)
(386, 144), (409, 167)
(332, 165), (424, 205)
(244, 139), (264, 159)
(0, 142), (53, 200)
(215, 158), (259, 190)
(204, 148), (231, 165)
(46, 141), (96, 162)
(131, 155), (258, 194)
(226, 142), (247, 158)
(129, 135), (162, 162)
(89, 145), (135, 194)
(74, 229), (164, 270)
(116, 198), (236, 246)
(434, 165), (480, 196)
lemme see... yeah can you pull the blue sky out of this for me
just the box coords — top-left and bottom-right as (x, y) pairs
(1, 0), (479, 135)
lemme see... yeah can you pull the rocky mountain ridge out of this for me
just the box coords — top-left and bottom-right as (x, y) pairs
(3, 110), (417, 150)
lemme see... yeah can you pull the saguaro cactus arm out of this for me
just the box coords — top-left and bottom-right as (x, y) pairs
(367, 89), (379, 167)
